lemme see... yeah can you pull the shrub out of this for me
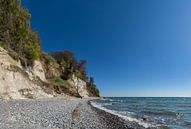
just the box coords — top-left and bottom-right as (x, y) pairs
(87, 77), (100, 97)
(51, 51), (87, 81)
(0, 0), (41, 67)
(48, 77), (66, 86)
(24, 31), (41, 65)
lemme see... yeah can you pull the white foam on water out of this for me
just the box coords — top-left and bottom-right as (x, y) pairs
(90, 101), (155, 128)
(100, 99), (107, 101)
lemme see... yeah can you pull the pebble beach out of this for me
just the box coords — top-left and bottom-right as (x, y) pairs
(0, 98), (146, 129)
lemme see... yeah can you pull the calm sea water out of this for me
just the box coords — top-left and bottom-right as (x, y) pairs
(91, 97), (191, 129)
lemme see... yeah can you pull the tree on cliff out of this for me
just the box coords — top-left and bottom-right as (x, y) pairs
(51, 51), (87, 81)
(51, 51), (100, 97)
(0, 0), (40, 66)
(0, 0), (100, 97)
(87, 77), (100, 97)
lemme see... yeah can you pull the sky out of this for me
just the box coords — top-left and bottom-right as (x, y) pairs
(23, 0), (191, 97)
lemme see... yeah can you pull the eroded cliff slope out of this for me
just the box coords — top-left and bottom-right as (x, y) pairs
(0, 47), (92, 99)
(0, 0), (99, 99)
(0, 47), (52, 99)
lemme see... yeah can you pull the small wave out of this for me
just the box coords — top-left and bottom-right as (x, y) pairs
(100, 103), (112, 106)
(90, 101), (155, 128)
(184, 121), (191, 127)
(107, 99), (116, 102)
(142, 110), (177, 117)
(104, 98), (125, 103)
(100, 98), (107, 101)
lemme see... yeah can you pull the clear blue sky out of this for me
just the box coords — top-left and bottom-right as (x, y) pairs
(23, 0), (191, 97)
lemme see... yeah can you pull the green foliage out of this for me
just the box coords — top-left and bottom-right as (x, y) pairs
(47, 77), (81, 97)
(23, 31), (41, 65)
(48, 77), (66, 86)
(51, 51), (75, 65)
(51, 51), (100, 97)
(0, 0), (40, 66)
(40, 52), (58, 65)
(74, 69), (86, 81)
(89, 77), (94, 86)
(40, 52), (61, 79)
(87, 77), (100, 97)
(0, 0), (100, 97)
(60, 60), (70, 69)
(51, 51), (87, 81)
(87, 85), (100, 97)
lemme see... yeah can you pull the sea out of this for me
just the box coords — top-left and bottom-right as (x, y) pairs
(91, 97), (191, 129)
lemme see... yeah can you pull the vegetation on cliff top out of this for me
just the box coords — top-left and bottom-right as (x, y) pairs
(0, 0), (100, 97)
(0, 0), (40, 66)
(51, 51), (87, 81)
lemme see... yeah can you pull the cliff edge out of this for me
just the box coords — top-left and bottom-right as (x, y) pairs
(0, 47), (93, 99)
(0, 0), (99, 99)
(0, 47), (52, 99)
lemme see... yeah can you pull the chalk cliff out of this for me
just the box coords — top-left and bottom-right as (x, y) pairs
(0, 0), (99, 99)
(0, 47), (52, 99)
(0, 47), (91, 99)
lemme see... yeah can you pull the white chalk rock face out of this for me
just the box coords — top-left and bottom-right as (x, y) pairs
(0, 47), (52, 99)
(68, 75), (89, 98)
(32, 60), (47, 82)
(0, 47), (22, 69)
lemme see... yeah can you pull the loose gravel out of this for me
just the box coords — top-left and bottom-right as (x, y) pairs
(0, 98), (145, 129)
(0, 98), (109, 129)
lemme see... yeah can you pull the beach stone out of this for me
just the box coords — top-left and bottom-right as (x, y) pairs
(0, 98), (146, 129)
